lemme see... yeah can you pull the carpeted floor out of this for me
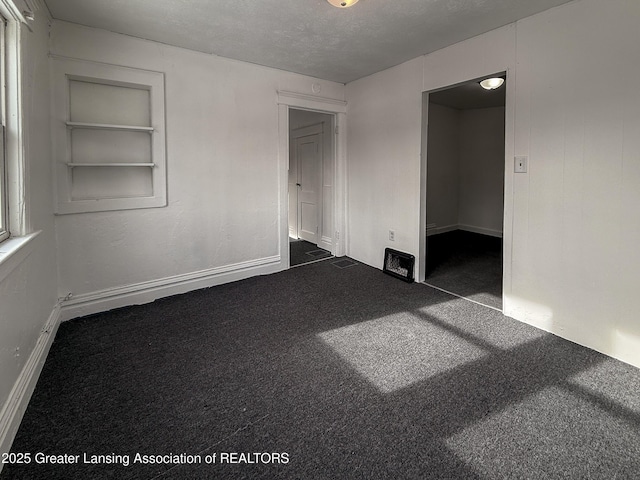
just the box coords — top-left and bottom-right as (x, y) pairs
(426, 230), (503, 310)
(289, 238), (332, 266)
(3, 260), (640, 479)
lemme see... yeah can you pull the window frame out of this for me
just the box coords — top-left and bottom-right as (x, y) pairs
(0, 0), (27, 243)
(0, 15), (7, 243)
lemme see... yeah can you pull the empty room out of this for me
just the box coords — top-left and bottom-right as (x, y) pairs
(1, 0), (639, 478)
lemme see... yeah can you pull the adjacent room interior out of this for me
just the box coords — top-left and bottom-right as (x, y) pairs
(424, 75), (506, 310)
(288, 109), (334, 267)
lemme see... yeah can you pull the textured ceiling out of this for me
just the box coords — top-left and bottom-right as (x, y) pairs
(43, 0), (574, 84)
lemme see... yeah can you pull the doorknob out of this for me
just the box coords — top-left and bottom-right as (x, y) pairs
(296, 183), (301, 187)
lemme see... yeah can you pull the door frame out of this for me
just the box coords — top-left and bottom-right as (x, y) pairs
(277, 91), (347, 270)
(419, 70), (514, 312)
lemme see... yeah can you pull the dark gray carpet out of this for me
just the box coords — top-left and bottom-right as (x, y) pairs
(3, 260), (640, 479)
(289, 238), (332, 266)
(426, 230), (503, 310)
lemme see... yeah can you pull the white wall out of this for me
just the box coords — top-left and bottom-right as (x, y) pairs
(346, 57), (423, 271)
(510, 0), (640, 364)
(426, 104), (504, 237)
(346, 0), (640, 369)
(50, 22), (345, 319)
(426, 103), (459, 231)
(0, 4), (58, 459)
(458, 106), (505, 235)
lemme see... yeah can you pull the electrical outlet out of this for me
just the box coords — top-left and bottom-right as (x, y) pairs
(515, 156), (528, 173)
(389, 230), (395, 241)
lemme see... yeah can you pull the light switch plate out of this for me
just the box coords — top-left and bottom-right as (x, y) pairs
(515, 156), (528, 173)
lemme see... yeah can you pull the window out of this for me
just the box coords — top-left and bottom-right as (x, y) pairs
(0, 16), (8, 242)
(52, 58), (166, 214)
(0, 1), (32, 246)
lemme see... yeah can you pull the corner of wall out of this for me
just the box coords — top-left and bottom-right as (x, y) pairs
(0, 305), (61, 470)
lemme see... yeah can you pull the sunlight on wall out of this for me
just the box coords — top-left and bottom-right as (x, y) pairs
(318, 313), (487, 393)
(503, 294), (554, 331)
(610, 330), (640, 368)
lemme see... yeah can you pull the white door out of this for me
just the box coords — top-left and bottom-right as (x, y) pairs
(296, 134), (321, 244)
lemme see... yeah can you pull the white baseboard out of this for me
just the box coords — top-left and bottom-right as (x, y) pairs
(59, 255), (282, 322)
(0, 305), (61, 468)
(427, 224), (503, 238)
(426, 224), (458, 236)
(458, 224), (503, 238)
(318, 235), (333, 254)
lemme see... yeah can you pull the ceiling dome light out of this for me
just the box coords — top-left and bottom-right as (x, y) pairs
(479, 77), (504, 90)
(327, 0), (360, 7)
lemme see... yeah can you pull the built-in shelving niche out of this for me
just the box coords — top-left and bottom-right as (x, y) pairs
(52, 58), (166, 214)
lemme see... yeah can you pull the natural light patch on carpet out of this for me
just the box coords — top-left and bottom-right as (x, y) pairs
(318, 313), (487, 393)
(445, 386), (640, 478)
(414, 303), (547, 351)
(568, 359), (640, 415)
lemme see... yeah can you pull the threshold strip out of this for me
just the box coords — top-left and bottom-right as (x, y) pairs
(421, 281), (502, 313)
(290, 256), (335, 269)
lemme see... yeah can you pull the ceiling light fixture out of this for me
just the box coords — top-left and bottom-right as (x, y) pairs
(479, 77), (504, 90)
(327, 0), (360, 8)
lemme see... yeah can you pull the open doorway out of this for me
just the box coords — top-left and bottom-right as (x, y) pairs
(288, 109), (334, 267)
(423, 74), (506, 309)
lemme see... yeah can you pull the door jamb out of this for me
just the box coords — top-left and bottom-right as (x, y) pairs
(277, 91), (347, 270)
(419, 71), (511, 313)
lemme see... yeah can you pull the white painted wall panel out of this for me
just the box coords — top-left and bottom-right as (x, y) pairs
(458, 107), (505, 235)
(346, 57), (423, 272)
(426, 103), (459, 231)
(51, 22), (344, 299)
(426, 105), (504, 236)
(422, 25), (516, 94)
(512, 0), (640, 365)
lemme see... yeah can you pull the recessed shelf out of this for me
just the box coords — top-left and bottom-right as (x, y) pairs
(53, 57), (166, 214)
(66, 163), (156, 168)
(66, 121), (154, 132)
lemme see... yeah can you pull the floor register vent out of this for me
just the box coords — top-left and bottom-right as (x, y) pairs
(383, 248), (415, 283)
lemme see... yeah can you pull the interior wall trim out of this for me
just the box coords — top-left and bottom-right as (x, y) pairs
(0, 304), (61, 469)
(426, 224), (459, 237)
(457, 224), (503, 238)
(59, 255), (282, 322)
(277, 91), (348, 267)
(277, 91), (347, 113)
